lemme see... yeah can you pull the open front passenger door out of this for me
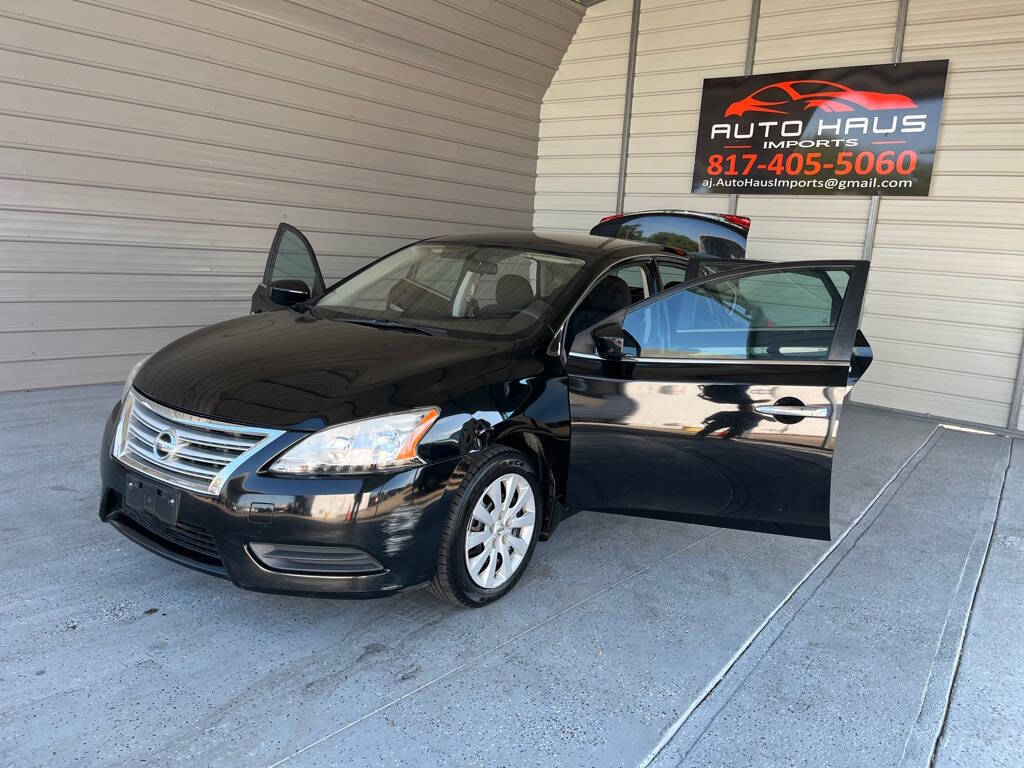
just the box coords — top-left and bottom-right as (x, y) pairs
(564, 260), (870, 541)
(251, 223), (327, 313)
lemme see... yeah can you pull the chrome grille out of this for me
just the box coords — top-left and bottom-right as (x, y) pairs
(113, 390), (285, 496)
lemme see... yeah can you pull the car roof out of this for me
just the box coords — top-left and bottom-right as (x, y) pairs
(423, 230), (668, 261)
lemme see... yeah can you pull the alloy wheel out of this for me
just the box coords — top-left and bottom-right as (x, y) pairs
(463, 472), (536, 589)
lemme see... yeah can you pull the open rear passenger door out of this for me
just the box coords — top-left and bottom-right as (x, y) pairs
(251, 223), (327, 313)
(564, 260), (870, 540)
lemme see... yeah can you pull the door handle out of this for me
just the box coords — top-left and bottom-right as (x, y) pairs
(755, 404), (830, 419)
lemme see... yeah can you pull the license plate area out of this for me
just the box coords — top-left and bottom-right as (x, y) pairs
(125, 474), (181, 526)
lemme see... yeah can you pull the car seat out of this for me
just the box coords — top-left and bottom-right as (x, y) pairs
(477, 274), (535, 317)
(565, 274), (633, 348)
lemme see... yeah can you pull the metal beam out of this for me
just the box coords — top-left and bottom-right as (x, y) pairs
(862, 0), (910, 262)
(614, 0), (642, 214)
(728, 0), (761, 216)
(892, 0), (910, 61)
(861, 197), (880, 261)
(743, 0), (761, 75)
(1008, 337), (1024, 430)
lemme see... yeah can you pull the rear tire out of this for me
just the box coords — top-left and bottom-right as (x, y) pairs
(428, 447), (542, 607)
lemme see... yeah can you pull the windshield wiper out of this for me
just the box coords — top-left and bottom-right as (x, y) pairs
(340, 317), (438, 336)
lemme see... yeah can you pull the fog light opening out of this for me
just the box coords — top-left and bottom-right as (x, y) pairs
(248, 543), (385, 575)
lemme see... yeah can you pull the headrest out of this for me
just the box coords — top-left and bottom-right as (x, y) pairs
(584, 275), (632, 312)
(495, 274), (534, 310)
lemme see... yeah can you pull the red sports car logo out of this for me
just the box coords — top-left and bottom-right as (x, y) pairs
(725, 79), (918, 117)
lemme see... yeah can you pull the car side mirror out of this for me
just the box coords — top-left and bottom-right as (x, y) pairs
(268, 278), (311, 307)
(592, 322), (624, 360)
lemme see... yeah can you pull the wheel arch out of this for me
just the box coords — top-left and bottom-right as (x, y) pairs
(488, 427), (568, 539)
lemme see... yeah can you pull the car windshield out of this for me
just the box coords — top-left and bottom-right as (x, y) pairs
(314, 242), (587, 339)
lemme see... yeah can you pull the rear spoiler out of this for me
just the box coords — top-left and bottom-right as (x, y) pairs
(598, 210), (751, 234)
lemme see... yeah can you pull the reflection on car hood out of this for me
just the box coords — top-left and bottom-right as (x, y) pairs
(132, 310), (527, 429)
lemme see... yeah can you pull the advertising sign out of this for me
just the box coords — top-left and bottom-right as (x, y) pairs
(691, 60), (948, 195)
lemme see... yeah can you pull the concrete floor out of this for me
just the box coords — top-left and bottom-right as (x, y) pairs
(1, 384), (1021, 768)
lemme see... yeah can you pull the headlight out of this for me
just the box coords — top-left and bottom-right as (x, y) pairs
(268, 408), (440, 475)
(121, 355), (150, 403)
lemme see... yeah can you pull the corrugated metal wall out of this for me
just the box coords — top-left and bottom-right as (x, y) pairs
(736, 0), (900, 263)
(0, 0), (583, 391)
(627, 0), (749, 217)
(857, 0), (1024, 428)
(534, 0), (634, 231)
(535, 0), (1024, 429)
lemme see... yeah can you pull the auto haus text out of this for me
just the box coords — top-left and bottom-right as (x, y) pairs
(709, 114), (929, 149)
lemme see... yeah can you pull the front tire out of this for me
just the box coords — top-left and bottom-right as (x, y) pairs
(429, 447), (541, 607)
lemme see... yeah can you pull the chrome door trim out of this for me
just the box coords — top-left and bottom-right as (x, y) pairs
(755, 404), (831, 419)
(568, 351), (850, 366)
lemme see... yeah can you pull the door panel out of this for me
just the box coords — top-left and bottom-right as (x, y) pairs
(565, 260), (869, 541)
(251, 223), (326, 313)
(567, 364), (849, 539)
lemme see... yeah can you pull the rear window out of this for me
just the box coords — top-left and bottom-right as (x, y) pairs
(591, 214), (745, 257)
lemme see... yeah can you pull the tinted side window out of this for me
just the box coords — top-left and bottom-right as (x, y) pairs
(609, 263), (650, 304)
(656, 260), (689, 290)
(564, 261), (651, 349)
(622, 267), (851, 361)
(826, 269), (850, 296)
(269, 229), (320, 293)
(700, 235), (744, 259)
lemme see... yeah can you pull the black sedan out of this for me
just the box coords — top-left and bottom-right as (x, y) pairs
(99, 226), (871, 607)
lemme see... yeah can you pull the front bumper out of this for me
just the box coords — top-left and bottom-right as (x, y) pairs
(99, 403), (461, 598)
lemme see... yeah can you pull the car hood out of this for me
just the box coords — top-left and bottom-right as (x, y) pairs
(133, 310), (530, 430)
